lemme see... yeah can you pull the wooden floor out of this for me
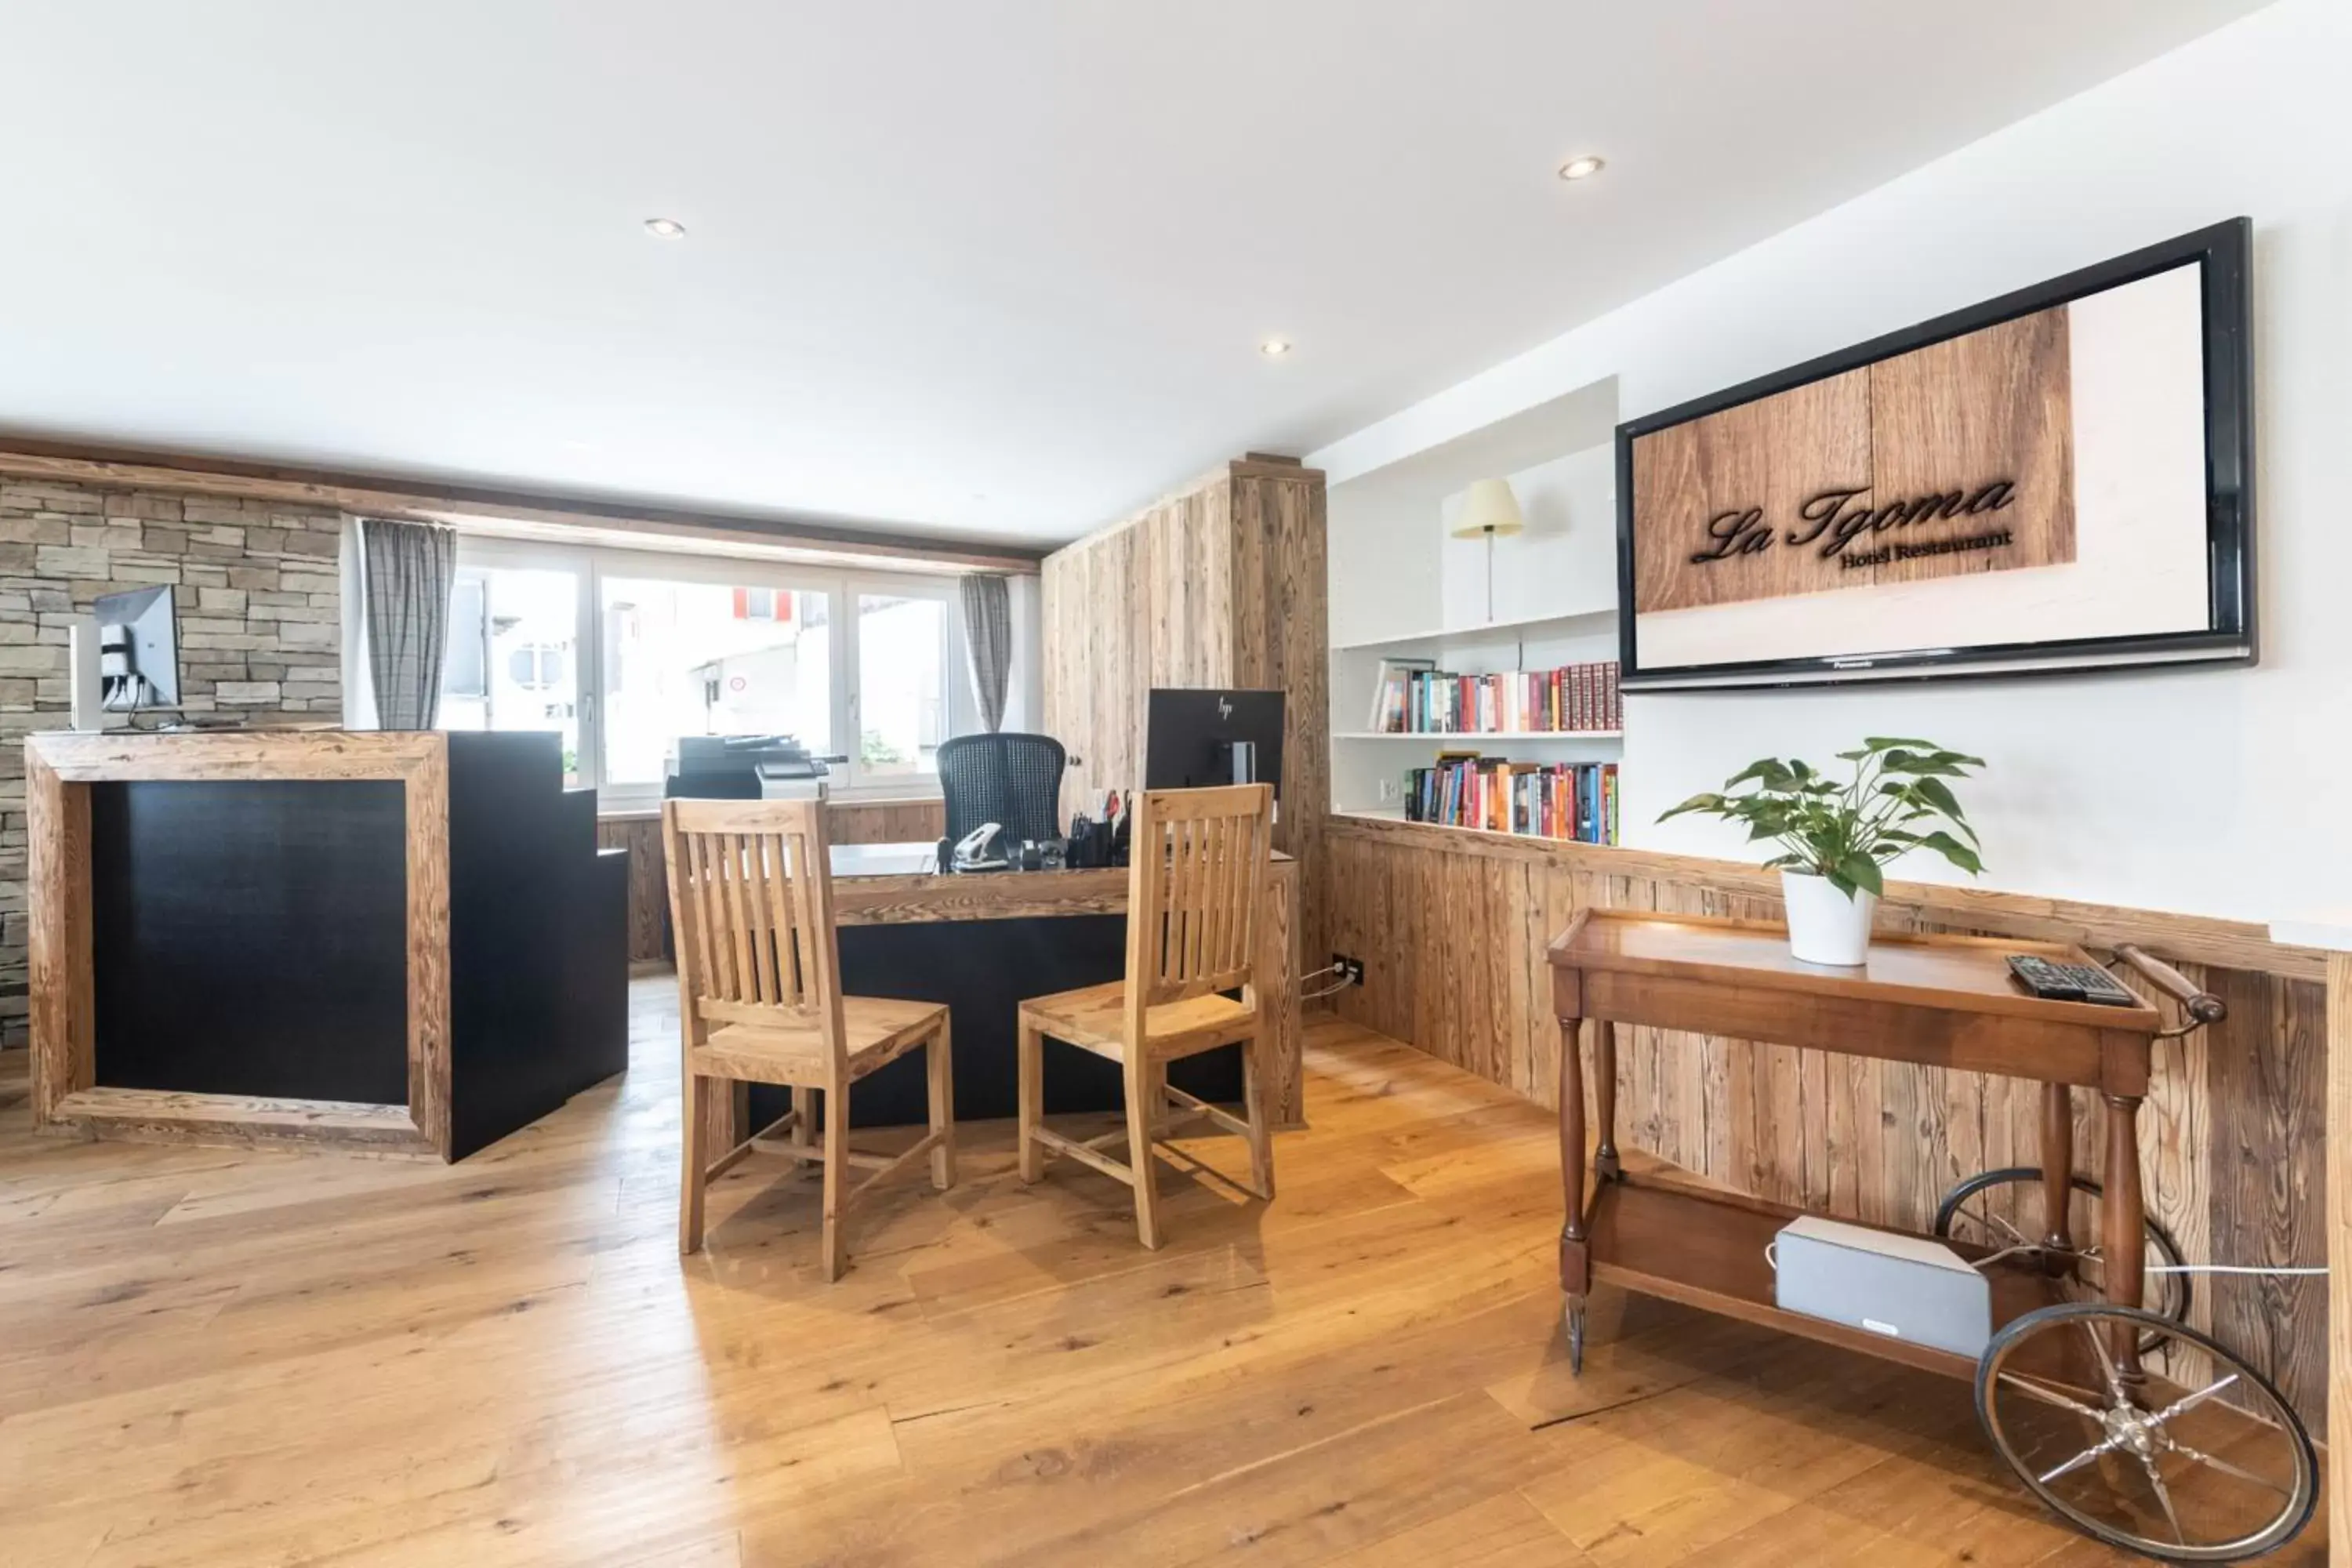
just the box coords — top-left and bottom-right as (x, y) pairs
(0, 976), (2324, 1566)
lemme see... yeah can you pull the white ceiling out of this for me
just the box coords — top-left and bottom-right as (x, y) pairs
(0, 0), (2274, 547)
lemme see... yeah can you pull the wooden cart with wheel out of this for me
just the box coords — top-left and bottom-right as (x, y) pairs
(1547, 909), (2318, 1563)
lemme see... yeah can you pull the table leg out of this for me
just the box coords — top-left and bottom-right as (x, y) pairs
(1559, 1012), (1589, 1374)
(2102, 1092), (2147, 1388)
(1594, 1019), (1621, 1183)
(2039, 1082), (2074, 1270)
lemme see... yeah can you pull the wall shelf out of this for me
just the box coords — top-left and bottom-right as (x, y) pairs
(1335, 729), (1621, 742)
(1327, 806), (1617, 847)
(1331, 606), (1617, 652)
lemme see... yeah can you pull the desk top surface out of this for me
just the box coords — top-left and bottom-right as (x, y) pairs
(1548, 909), (2161, 1031)
(825, 842), (1290, 928)
(830, 842), (1294, 881)
(830, 842), (944, 878)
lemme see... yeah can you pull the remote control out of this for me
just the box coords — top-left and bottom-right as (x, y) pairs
(2006, 954), (2140, 1007)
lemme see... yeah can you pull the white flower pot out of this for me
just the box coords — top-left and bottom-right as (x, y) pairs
(1781, 868), (1877, 967)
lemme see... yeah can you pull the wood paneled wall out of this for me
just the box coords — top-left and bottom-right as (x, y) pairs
(1040, 457), (1330, 970)
(594, 816), (670, 964)
(829, 798), (949, 846)
(596, 799), (946, 963)
(1324, 812), (2329, 1428)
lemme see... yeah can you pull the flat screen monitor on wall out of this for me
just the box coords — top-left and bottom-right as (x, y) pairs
(1614, 218), (2254, 690)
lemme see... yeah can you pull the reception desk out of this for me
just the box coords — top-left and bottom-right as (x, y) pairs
(25, 729), (628, 1160)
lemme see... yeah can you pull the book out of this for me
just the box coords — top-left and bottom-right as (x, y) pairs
(1367, 657), (1436, 731)
(1370, 659), (1624, 735)
(1402, 757), (1621, 844)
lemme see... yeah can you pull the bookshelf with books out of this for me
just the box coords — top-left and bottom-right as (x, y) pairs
(1324, 414), (1626, 839)
(1330, 614), (1626, 826)
(1404, 754), (1618, 844)
(1366, 657), (1620, 736)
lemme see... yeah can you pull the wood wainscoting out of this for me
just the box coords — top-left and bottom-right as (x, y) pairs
(1324, 811), (2329, 1430)
(597, 800), (947, 963)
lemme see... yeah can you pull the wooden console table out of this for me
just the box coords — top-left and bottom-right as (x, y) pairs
(1544, 911), (2336, 1562)
(1544, 909), (2176, 1378)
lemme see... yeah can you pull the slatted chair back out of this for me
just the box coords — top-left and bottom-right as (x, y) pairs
(1123, 784), (1275, 1018)
(662, 797), (847, 1068)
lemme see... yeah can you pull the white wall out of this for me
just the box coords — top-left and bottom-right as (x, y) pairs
(1310, 0), (2352, 924)
(1436, 445), (1618, 632)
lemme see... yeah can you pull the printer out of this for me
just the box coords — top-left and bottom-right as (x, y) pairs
(664, 735), (838, 801)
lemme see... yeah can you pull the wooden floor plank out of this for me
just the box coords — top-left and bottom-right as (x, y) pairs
(0, 975), (2325, 1566)
(1325, 1489), (1594, 1566)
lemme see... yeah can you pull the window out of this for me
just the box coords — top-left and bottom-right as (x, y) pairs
(855, 590), (948, 779)
(437, 539), (964, 806)
(599, 574), (832, 789)
(441, 561), (586, 781)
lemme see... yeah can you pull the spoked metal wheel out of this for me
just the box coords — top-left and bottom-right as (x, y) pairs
(1936, 1167), (2190, 1348)
(1976, 1303), (2318, 1563)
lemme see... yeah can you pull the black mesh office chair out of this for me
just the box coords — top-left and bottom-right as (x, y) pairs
(937, 733), (1066, 848)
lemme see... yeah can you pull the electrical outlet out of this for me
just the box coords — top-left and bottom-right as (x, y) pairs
(1330, 953), (1365, 987)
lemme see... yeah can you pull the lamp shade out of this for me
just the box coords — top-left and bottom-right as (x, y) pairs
(1450, 478), (1525, 539)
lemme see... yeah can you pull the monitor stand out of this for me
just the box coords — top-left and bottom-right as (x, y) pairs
(67, 619), (125, 734)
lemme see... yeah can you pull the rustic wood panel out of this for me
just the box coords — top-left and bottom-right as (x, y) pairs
(1232, 469), (1330, 1022)
(1868, 305), (2076, 586)
(403, 739), (452, 1156)
(2330, 949), (2352, 1555)
(23, 750), (90, 1127)
(1632, 368), (1871, 613)
(831, 867), (1128, 925)
(1325, 812), (2330, 1428)
(594, 815), (669, 963)
(25, 731), (448, 1159)
(45, 1086), (434, 1156)
(1040, 457), (1330, 975)
(829, 797), (946, 846)
(1632, 305), (2076, 613)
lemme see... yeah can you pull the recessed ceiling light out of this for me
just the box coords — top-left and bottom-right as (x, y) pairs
(1557, 155), (1606, 182)
(1261, 338), (1293, 358)
(644, 217), (688, 238)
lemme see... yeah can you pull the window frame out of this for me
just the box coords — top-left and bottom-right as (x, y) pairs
(445, 535), (967, 811)
(844, 572), (959, 793)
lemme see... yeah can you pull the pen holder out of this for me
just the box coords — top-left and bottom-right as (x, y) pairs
(1066, 818), (1116, 870)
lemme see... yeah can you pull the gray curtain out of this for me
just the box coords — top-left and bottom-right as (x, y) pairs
(959, 573), (1012, 732)
(361, 517), (458, 730)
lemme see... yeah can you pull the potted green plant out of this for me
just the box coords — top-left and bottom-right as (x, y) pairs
(1660, 737), (1985, 965)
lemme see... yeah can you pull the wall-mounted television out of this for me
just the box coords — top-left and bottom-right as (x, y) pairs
(1614, 219), (2254, 690)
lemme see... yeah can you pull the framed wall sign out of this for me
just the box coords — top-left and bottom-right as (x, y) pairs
(1614, 218), (2255, 689)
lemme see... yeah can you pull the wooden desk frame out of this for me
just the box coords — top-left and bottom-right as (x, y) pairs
(27, 731), (452, 1157)
(1547, 909), (2165, 1384)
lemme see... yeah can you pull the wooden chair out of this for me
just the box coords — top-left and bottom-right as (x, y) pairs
(662, 797), (954, 1279)
(1014, 783), (1276, 1248)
